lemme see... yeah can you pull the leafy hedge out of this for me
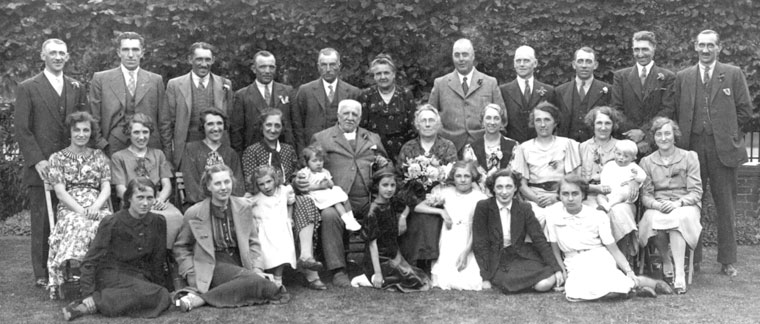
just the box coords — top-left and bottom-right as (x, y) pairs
(1, 0), (759, 222)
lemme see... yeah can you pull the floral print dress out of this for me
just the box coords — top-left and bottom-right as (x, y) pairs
(46, 148), (111, 289)
(358, 86), (416, 160)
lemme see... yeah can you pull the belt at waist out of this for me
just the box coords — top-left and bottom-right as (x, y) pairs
(528, 181), (559, 192)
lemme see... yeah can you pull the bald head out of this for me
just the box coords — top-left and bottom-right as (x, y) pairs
(514, 45), (537, 78)
(452, 38), (475, 75)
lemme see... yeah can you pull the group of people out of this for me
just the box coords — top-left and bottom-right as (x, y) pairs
(13, 26), (751, 320)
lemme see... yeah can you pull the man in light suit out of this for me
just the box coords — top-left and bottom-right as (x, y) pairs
(611, 31), (675, 158)
(429, 38), (505, 153)
(499, 45), (556, 143)
(555, 47), (611, 142)
(230, 50), (294, 154)
(90, 32), (165, 156)
(292, 48), (361, 153)
(15, 38), (87, 286)
(160, 42), (233, 168)
(672, 30), (752, 276)
(304, 99), (386, 287)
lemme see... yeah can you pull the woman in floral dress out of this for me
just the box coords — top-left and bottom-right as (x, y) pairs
(357, 54), (416, 160)
(47, 112), (112, 299)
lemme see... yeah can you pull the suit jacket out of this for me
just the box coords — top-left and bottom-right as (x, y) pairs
(500, 79), (556, 143)
(611, 64), (675, 134)
(555, 78), (611, 140)
(472, 198), (561, 282)
(230, 81), (295, 154)
(160, 72), (233, 168)
(310, 125), (386, 196)
(173, 197), (263, 293)
(89, 67), (165, 153)
(673, 62), (752, 167)
(293, 78), (361, 153)
(428, 69), (506, 152)
(15, 72), (87, 186)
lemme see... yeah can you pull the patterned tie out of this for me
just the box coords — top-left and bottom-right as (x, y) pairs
(640, 66), (647, 86)
(327, 84), (335, 103)
(579, 80), (586, 101)
(264, 83), (271, 106)
(703, 68), (711, 86)
(524, 79), (531, 100)
(462, 77), (469, 95)
(200, 77), (206, 89)
(127, 71), (136, 96)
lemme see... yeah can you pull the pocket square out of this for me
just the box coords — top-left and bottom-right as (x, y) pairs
(723, 88), (731, 96)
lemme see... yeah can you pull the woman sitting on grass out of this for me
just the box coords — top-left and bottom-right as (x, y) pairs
(545, 175), (672, 301)
(351, 165), (431, 292)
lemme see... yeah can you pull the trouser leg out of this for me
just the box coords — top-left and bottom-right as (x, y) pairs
(29, 186), (52, 280)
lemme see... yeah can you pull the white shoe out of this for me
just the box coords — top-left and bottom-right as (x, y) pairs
(342, 211), (361, 231)
(351, 274), (371, 287)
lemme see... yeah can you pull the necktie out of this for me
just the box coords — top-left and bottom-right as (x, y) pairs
(327, 85), (335, 103)
(640, 66), (647, 86)
(703, 68), (711, 85)
(54, 77), (63, 96)
(264, 83), (271, 106)
(200, 77), (207, 89)
(462, 77), (469, 95)
(579, 80), (586, 101)
(127, 71), (136, 96)
(523, 79), (531, 100)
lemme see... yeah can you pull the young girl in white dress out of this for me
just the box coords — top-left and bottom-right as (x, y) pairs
(416, 160), (486, 290)
(249, 165), (297, 287)
(297, 144), (362, 231)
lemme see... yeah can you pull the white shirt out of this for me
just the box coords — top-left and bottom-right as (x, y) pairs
(575, 76), (593, 94)
(700, 62), (715, 81)
(496, 200), (513, 247)
(43, 69), (64, 96)
(457, 69), (474, 89)
(322, 78), (338, 97)
(191, 71), (209, 88)
(517, 75), (534, 94)
(343, 130), (357, 141)
(120, 65), (140, 86)
(636, 61), (654, 78)
(256, 80), (272, 100)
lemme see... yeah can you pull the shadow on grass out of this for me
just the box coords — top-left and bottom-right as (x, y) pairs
(1, 236), (759, 324)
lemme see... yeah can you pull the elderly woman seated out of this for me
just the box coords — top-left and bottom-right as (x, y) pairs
(545, 175), (671, 301)
(637, 117), (703, 295)
(62, 178), (172, 321)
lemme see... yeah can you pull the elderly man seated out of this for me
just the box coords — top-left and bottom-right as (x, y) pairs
(294, 99), (387, 287)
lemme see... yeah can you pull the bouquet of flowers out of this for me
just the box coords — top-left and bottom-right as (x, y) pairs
(402, 155), (451, 191)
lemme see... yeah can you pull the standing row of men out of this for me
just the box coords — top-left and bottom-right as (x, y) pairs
(16, 28), (750, 287)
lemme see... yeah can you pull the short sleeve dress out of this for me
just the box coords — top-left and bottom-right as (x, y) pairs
(250, 185), (297, 270)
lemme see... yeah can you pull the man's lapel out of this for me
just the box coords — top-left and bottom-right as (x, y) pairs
(709, 62), (725, 105)
(586, 79), (605, 106)
(528, 80), (548, 107)
(106, 69), (127, 109)
(561, 80), (575, 109)
(331, 126), (353, 153)
(211, 74), (225, 110)
(627, 66), (644, 102)
(505, 80), (524, 108)
(336, 80), (350, 103)
(311, 80), (327, 112)
(134, 69), (149, 105)
(446, 71), (466, 99)
(466, 69), (484, 98)
(178, 73), (193, 114)
(32, 73), (65, 126)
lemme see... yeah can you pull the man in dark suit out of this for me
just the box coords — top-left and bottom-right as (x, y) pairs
(500, 45), (555, 143)
(428, 38), (506, 152)
(292, 48), (361, 153)
(160, 42), (233, 168)
(90, 32), (165, 156)
(230, 50), (294, 154)
(15, 38), (87, 286)
(555, 47), (611, 142)
(673, 30), (752, 277)
(611, 31), (675, 158)
(301, 99), (386, 287)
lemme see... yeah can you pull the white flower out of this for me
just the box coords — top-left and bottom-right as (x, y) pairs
(279, 95), (289, 104)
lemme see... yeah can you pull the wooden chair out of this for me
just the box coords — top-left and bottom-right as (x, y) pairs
(174, 171), (186, 213)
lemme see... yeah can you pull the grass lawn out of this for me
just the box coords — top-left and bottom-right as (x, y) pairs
(1, 236), (759, 324)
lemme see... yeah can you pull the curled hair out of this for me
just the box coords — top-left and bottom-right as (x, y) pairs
(528, 101), (562, 130)
(583, 106), (622, 132)
(115, 31), (144, 49)
(632, 31), (657, 47)
(445, 160), (481, 187)
(65, 111), (99, 138)
(200, 164), (236, 198)
(414, 104), (441, 132)
(301, 144), (326, 169)
(649, 116), (682, 143)
(479, 103), (508, 128)
(198, 108), (229, 133)
(558, 174), (589, 200)
(249, 165), (282, 195)
(122, 177), (157, 210)
(370, 53), (396, 73)
(259, 108), (283, 127)
(123, 113), (154, 137)
(484, 168), (522, 196)
(370, 167), (399, 195)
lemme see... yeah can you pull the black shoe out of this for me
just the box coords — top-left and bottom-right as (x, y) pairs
(270, 286), (291, 305)
(635, 287), (657, 298)
(62, 301), (88, 321)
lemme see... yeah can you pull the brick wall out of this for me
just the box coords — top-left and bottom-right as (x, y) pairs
(701, 165), (760, 245)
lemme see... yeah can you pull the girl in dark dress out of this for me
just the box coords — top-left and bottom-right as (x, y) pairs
(63, 178), (171, 321)
(352, 166), (430, 292)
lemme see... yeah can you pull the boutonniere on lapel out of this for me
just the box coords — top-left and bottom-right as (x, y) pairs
(477, 79), (483, 86)
(657, 73), (665, 81)
(69, 80), (81, 89)
(600, 86), (609, 95)
(723, 88), (731, 96)
(362, 132), (369, 141)
(278, 95), (289, 104)
(718, 73), (725, 83)
(537, 87), (547, 97)
(223, 84), (231, 92)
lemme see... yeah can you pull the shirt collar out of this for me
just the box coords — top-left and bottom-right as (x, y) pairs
(636, 61), (654, 75)
(191, 71), (209, 88)
(457, 69), (475, 86)
(575, 76), (594, 89)
(43, 69), (63, 84)
(495, 200), (513, 211)
(322, 78), (338, 91)
(516, 75), (534, 91)
(700, 62), (715, 76)
(120, 65), (140, 79)
(343, 130), (357, 140)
